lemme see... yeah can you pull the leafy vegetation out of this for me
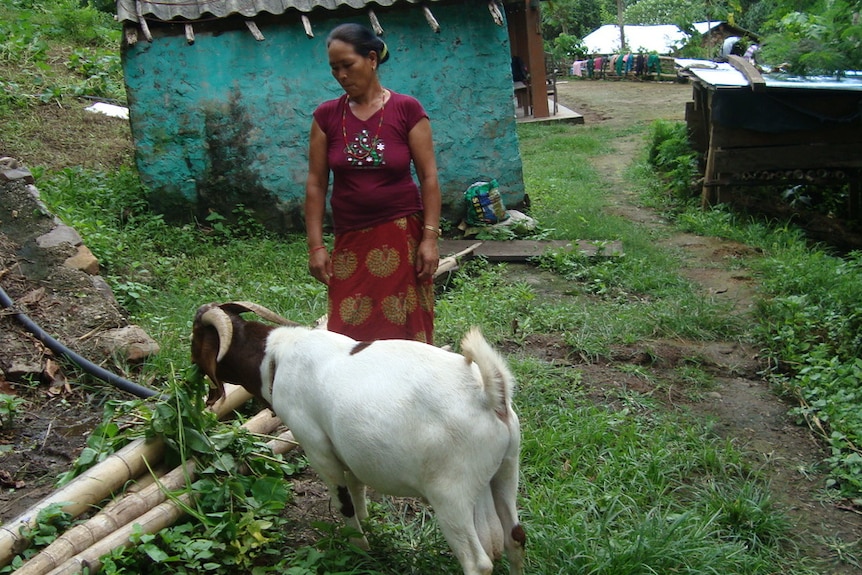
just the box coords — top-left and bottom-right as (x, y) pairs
(0, 394), (27, 429)
(758, 0), (862, 75)
(0, 0), (124, 111)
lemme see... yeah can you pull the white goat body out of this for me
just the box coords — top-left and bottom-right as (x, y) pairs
(191, 302), (525, 575)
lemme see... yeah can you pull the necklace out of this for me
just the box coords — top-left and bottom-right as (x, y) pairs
(342, 92), (386, 167)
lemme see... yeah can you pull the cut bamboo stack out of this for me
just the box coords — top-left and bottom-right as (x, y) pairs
(1, 383), (297, 574)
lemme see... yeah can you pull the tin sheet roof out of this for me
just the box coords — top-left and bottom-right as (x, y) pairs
(117, 0), (437, 24)
(676, 59), (862, 91)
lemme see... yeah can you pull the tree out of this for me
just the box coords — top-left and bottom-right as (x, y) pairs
(623, 0), (730, 26)
(542, 0), (605, 38)
(759, 0), (862, 74)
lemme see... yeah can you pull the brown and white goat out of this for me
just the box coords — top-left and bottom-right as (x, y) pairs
(191, 301), (525, 575)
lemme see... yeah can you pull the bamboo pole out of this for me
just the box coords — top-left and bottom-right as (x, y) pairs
(368, 9), (384, 35)
(38, 429), (297, 575)
(301, 15), (313, 38)
(0, 384), (252, 567)
(15, 409), (282, 575)
(435, 242), (482, 278)
(245, 20), (265, 41)
(423, 6), (441, 32)
(134, 0), (152, 42)
(44, 493), (194, 575)
(488, 0), (504, 26)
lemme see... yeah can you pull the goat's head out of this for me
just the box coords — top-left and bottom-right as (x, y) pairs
(190, 301), (298, 405)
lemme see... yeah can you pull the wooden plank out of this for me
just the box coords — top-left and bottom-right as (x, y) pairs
(709, 122), (862, 149)
(711, 144), (862, 173)
(727, 55), (766, 91)
(706, 170), (858, 187)
(702, 123), (721, 207)
(439, 239), (623, 261)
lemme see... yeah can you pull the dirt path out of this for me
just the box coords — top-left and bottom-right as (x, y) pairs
(556, 78), (862, 573)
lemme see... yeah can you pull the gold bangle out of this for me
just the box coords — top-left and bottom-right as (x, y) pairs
(423, 224), (441, 236)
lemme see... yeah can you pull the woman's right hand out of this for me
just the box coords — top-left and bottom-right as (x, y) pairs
(308, 247), (332, 285)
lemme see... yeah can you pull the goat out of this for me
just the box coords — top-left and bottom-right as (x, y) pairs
(191, 301), (526, 575)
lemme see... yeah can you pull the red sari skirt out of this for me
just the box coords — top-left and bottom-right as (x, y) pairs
(328, 214), (435, 344)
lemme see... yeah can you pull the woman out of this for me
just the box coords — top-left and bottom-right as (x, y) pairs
(305, 23), (441, 344)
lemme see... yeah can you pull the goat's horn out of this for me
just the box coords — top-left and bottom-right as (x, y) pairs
(200, 306), (233, 362)
(227, 301), (298, 326)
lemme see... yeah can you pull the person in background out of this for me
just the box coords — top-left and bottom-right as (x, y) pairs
(305, 23), (441, 344)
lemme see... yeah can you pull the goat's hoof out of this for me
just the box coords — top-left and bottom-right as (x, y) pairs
(349, 536), (371, 551)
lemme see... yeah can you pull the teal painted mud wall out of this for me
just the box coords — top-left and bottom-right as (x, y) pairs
(121, 2), (524, 232)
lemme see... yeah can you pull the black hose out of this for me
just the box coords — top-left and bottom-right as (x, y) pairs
(0, 285), (158, 399)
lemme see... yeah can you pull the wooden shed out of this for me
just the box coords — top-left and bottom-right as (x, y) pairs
(683, 58), (862, 221)
(116, 0), (529, 232)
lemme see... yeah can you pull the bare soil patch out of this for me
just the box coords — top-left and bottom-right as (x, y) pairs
(1, 82), (861, 573)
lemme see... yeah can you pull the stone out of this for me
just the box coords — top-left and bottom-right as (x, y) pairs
(90, 276), (119, 306)
(94, 325), (160, 362)
(65, 245), (100, 275)
(5, 359), (44, 382)
(0, 157), (21, 170)
(36, 224), (83, 248)
(0, 168), (35, 185)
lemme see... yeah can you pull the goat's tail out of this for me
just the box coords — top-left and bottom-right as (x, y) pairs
(460, 327), (515, 420)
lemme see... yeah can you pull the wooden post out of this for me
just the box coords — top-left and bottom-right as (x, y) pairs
(701, 122), (720, 208)
(524, 2), (548, 118)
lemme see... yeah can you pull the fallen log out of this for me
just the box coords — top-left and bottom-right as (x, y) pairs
(0, 384), (253, 567)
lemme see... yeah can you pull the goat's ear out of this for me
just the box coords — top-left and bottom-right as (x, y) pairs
(206, 378), (226, 406)
(196, 343), (226, 406)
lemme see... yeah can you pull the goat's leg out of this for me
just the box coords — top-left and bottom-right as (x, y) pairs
(345, 470), (368, 521)
(474, 486), (504, 560)
(305, 451), (370, 549)
(491, 453), (525, 575)
(428, 495), (494, 575)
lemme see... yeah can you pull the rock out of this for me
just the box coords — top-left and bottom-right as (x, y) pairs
(64, 245), (100, 275)
(94, 325), (160, 362)
(90, 275), (119, 306)
(6, 359), (44, 382)
(36, 224), (82, 249)
(0, 168), (35, 185)
(0, 157), (21, 170)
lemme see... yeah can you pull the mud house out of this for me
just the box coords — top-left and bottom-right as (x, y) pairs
(116, 0), (535, 232)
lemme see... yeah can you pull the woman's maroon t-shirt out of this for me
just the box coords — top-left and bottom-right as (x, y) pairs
(313, 91), (428, 233)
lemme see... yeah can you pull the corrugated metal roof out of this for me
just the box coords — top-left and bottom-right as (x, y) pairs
(116, 0), (439, 24)
(677, 59), (862, 91)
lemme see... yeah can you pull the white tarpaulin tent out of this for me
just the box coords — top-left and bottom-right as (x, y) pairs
(583, 24), (688, 54)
